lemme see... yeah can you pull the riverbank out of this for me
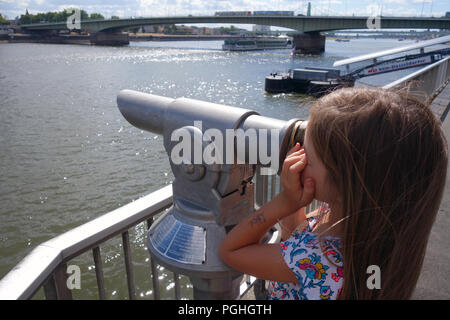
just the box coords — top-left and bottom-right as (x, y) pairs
(129, 33), (245, 41)
(0, 33), (255, 45)
(5, 33), (90, 45)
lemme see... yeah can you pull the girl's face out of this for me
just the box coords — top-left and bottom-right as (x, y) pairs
(301, 127), (339, 204)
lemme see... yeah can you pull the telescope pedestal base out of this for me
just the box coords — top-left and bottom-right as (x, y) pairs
(192, 275), (243, 300)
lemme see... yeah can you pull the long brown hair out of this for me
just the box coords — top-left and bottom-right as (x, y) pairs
(307, 86), (448, 299)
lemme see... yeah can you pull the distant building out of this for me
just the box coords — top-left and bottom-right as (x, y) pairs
(176, 25), (194, 34)
(253, 25), (270, 33)
(140, 25), (156, 33)
(188, 26), (201, 35)
(203, 27), (220, 35)
(446, 12), (450, 18)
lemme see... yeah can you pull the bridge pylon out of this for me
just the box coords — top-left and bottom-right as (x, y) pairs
(293, 32), (325, 54)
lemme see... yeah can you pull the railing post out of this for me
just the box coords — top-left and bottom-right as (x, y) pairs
(147, 218), (161, 300)
(43, 263), (72, 300)
(92, 246), (106, 300)
(255, 167), (269, 207)
(174, 273), (181, 300)
(270, 174), (277, 201)
(122, 231), (136, 300)
(150, 260), (161, 300)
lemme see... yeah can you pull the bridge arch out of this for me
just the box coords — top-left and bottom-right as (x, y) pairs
(19, 15), (450, 51)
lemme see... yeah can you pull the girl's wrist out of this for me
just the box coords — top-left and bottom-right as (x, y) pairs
(276, 191), (302, 218)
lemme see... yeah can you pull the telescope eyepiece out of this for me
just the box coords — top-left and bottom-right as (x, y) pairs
(288, 120), (308, 150)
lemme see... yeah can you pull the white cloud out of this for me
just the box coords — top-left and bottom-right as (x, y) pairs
(365, 3), (382, 16)
(0, 0), (447, 20)
(382, 0), (407, 4)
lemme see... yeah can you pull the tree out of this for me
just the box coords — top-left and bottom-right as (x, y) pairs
(0, 13), (9, 25)
(19, 12), (32, 24)
(18, 9), (108, 25)
(219, 25), (240, 35)
(80, 9), (89, 21)
(89, 13), (104, 20)
(111, 15), (120, 20)
(129, 27), (140, 33)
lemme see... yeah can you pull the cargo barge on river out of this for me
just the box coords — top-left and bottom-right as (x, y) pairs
(265, 36), (450, 98)
(265, 67), (353, 97)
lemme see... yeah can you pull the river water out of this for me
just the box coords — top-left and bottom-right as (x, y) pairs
(0, 38), (417, 299)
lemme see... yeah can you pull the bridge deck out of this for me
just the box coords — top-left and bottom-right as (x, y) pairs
(20, 15), (450, 33)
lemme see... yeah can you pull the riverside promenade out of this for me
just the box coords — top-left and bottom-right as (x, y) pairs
(413, 83), (450, 299)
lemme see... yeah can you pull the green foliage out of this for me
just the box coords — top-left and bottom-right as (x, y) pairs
(18, 8), (104, 25)
(89, 13), (104, 20)
(219, 25), (241, 34)
(0, 13), (9, 25)
(128, 27), (140, 33)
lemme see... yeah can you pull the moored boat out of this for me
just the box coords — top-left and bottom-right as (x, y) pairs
(265, 67), (354, 97)
(222, 37), (292, 51)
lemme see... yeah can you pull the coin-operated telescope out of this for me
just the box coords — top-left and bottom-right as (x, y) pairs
(117, 90), (307, 299)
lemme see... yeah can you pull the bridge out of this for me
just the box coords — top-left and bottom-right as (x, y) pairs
(20, 15), (450, 53)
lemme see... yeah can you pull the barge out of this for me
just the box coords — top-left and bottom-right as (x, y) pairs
(265, 36), (450, 97)
(265, 67), (354, 97)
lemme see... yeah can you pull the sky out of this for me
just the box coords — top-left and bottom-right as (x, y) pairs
(0, 0), (448, 21)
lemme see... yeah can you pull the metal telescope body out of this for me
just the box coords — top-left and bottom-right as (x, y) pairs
(117, 89), (307, 299)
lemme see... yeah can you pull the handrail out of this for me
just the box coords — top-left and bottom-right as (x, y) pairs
(383, 56), (450, 106)
(0, 164), (303, 300)
(0, 170), (285, 300)
(0, 185), (173, 300)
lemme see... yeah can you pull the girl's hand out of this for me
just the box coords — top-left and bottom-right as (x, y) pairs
(280, 143), (315, 213)
(218, 142), (315, 283)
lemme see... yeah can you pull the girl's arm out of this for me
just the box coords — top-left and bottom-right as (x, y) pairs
(218, 143), (315, 283)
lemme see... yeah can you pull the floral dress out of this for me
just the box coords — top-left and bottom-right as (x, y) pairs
(267, 204), (344, 300)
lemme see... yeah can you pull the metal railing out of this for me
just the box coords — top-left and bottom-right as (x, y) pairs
(0, 167), (320, 300)
(383, 56), (450, 119)
(0, 184), (173, 300)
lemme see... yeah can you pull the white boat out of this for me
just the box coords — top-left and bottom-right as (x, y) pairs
(222, 37), (292, 51)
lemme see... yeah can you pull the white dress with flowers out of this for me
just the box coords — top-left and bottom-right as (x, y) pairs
(267, 204), (344, 300)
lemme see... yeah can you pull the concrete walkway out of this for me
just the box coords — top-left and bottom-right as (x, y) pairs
(413, 83), (450, 299)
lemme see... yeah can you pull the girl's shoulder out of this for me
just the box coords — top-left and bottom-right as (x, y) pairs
(283, 230), (343, 268)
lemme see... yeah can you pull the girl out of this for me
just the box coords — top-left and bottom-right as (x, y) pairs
(219, 86), (448, 299)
